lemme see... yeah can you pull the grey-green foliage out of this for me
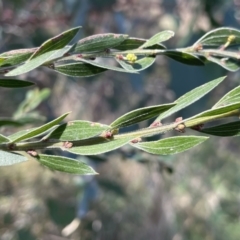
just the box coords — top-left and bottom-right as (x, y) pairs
(0, 27), (240, 174)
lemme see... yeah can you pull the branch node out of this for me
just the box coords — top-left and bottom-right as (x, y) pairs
(63, 141), (73, 149)
(27, 149), (38, 157)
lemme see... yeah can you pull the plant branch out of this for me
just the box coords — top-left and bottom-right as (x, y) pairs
(0, 109), (238, 153)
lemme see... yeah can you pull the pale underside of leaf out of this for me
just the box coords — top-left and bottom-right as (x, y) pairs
(156, 76), (226, 121)
(36, 154), (97, 174)
(132, 136), (208, 155)
(67, 136), (133, 155)
(0, 151), (27, 166)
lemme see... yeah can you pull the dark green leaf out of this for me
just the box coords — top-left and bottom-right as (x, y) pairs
(200, 121), (240, 137)
(164, 50), (204, 66)
(114, 37), (166, 51)
(73, 33), (128, 53)
(194, 27), (240, 47)
(0, 134), (10, 143)
(80, 58), (137, 73)
(157, 76), (225, 121)
(29, 26), (81, 60)
(140, 31), (174, 48)
(46, 121), (109, 141)
(116, 56), (156, 71)
(0, 79), (34, 88)
(132, 136), (208, 155)
(213, 85), (240, 108)
(0, 151), (27, 166)
(68, 136), (133, 155)
(110, 103), (175, 129)
(11, 112), (69, 143)
(55, 62), (107, 77)
(0, 119), (23, 127)
(36, 154), (97, 174)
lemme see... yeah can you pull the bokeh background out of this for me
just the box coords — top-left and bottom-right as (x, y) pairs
(0, 0), (240, 239)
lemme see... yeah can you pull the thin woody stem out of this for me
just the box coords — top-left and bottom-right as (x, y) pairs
(0, 109), (238, 152)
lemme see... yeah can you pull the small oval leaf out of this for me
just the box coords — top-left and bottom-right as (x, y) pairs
(36, 154), (97, 174)
(132, 136), (208, 155)
(73, 33), (128, 53)
(0, 151), (27, 166)
(11, 112), (70, 143)
(46, 121), (109, 141)
(68, 136), (133, 155)
(140, 31), (174, 49)
(55, 62), (107, 77)
(0, 79), (34, 88)
(110, 103), (175, 129)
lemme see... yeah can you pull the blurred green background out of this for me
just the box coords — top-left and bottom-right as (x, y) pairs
(0, 0), (240, 239)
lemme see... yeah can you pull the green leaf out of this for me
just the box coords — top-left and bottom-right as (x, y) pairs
(110, 103), (175, 129)
(67, 136), (133, 155)
(29, 26), (81, 60)
(0, 119), (23, 127)
(0, 79), (34, 88)
(164, 50), (204, 66)
(206, 56), (240, 72)
(55, 62), (107, 77)
(79, 58), (138, 73)
(45, 121), (109, 141)
(13, 113), (46, 125)
(194, 27), (240, 47)
(114, 37), (166, 51)
(156, 76), (226, 121)
(140, 30), (174, 48)
(200, 121), (240, 137)
(116, 56), (156, 71)
(0, 151), (27, 166)
(213, 85), (240, 108)
(36, 154), (97, 174)
(8, 126), (57, 142)
(73, 33), (128, 53)
(186, 102), (240, 124)
(132, 136), (208, 155)
(11, 112), (69, 143)
(0, 48), (36, 67)
(14, 88), (50, 117)
(5, 47), (72, 76)
(4, 27), (81, 75)
(0, 134), (10, 143)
